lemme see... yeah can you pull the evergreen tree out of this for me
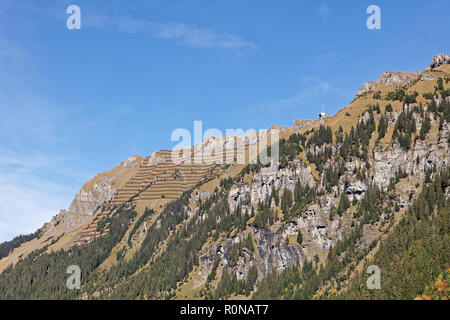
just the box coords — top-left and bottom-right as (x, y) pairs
(297, 231), (303, 245)
(336, 193), (350, 216)
(377, 115), (388, 140)
(420, 115), (431, 140)
(281, 190), (293, 215)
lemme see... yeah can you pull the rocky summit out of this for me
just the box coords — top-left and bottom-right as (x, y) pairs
(0, 54), (449, 300)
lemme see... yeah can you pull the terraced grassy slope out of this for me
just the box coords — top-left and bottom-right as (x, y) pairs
(0, 55), (449, 300)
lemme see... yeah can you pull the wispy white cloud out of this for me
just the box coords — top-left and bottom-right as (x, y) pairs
(0, 147), (64, 169)
(85, 15), (258, 50)
(250, 78), (346, 114)
(0, 146), (78, 242)
(0, 175), (72, 242)
(232, 77), (351, 126)
(318, 4), (329, 25)
(0, 36), (87, 243)
(150, 21), (257, 50)
(1, 2), (258, 51)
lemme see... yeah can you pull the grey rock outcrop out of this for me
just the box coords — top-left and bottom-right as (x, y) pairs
(228, 163), (315, 211)
(427, 53), (450, 70)
(293, 119), (317, 131)
(123, 155), (141, 167)
(198, 201), (344, 281)
(357, 72), (417, 96)
(65, 178), (116, 231)
(374, 99), (450, 189)
(345, 180), (368, 200)
(49, 155), (144, 234)
(253, 227), (303, 277)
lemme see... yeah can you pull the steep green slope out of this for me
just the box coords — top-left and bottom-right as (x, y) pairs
(0, 60), (449, 300)
(0, 206), (136, 299)
(341, 169), (450, 299)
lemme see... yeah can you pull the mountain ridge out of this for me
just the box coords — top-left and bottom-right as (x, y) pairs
(0, 54), (449, 300)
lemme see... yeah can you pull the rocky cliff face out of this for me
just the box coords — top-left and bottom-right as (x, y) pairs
(192, 56), (450, 295)
(228, 162), (315, 211)
(356, 72), (417, 96)
(200, 161), (346, 281)
(60, 155), (143, 232)
(199, 199), (344, 281)
(357, 54), (450, 97)
(427, 53), (450, 70)
(1, 54), (449, 300)
(373, 98), (450, 189)
(33, 156), (143, 239)
(64, 179), (116, 231)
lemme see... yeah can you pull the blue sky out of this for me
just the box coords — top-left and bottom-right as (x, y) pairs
(0, 0), (449, 242)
